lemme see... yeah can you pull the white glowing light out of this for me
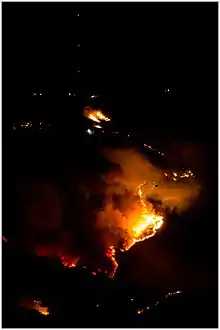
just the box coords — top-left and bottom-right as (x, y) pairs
(86, 129), (93, 135)
(69, 93), (71, 96)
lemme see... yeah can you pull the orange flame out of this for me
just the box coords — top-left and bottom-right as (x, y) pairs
(60, 255), (79, 268)
(122, 182), (164, 251)
(106, 246), (118, 278)
(60, 182), (163, 278)
(84, 108), (110, 123)
(21, 299), (49, 316)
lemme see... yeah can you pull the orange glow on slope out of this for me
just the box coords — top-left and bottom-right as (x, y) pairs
(106, 246), (118, 278)
(21, 300), (49, 316)
(60, 182), (163, 278)
(60, 255), (80, 268)
(84, 108), (110, 123)
(122, 182), (164, 251)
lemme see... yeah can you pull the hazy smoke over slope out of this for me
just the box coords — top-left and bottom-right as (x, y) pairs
(95, 148), (201, 251)
(21, 148), (201, 276)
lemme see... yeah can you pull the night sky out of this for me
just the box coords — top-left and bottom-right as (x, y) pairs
(3, 2), (218, 140)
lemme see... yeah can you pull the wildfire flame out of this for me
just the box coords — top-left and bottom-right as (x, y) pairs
(60, 182), (163, 278)
(84, 107), (110, 123)
(106, 246), (118, 278)
(122, 182), (164, 251)
(164, 169), (195, 181)
(21, 299), (49, 316)
(60, 255), (80, 268)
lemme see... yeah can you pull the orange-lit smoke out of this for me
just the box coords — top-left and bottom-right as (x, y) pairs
(96, 148), (200, 256)
(20, 299), (49, 316)
(21, 148), (200, 278)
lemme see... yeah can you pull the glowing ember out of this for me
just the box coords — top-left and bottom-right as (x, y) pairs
(60, 255), (80, 268)
(93, 124), (102, 129)
(137, 308), (144, 315)
(122, 182), (164, 251)
(38, 307), (49, 316)
(164, 169), (195, 181)
(106, 246), (118, 278)
(144, 144), (164, 156)
(84, 107), (110, 123)
(21, 299), (49, 316)
(135, 290), (183, 316)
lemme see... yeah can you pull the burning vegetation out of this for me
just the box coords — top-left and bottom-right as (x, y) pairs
(22, 148), (200, 279)
(83, 107), (111, 123)
(20, 299), (49, 316)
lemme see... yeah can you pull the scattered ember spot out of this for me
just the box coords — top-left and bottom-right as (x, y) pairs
(106, 246), (118, 278)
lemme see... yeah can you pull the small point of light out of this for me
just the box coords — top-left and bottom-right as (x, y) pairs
(96, 304), (99, 307)
(77, 13), (80, 16)
(69, 93), (71, 96)
(86, 129), (93, 135)
(77, 44), (80, 47)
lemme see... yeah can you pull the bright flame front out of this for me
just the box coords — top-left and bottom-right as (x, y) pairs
(122, 183), (164, 251)
(84, 108), (110, 123)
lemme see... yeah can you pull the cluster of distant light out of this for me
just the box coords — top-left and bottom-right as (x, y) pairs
(165, 87), (171, 93)
(12, 121), (47, 131)
(20, 290), (182, 320)
(32, 92), (100, 99)
(136, 290), (182, 316)
(144, 144), (164, 156)
(20, 122), (32, 128)
(33, 92), (77, 97)
(164, 169), (195, 181)
(33, 93), (43, 96)
(89, 94), (99, 99)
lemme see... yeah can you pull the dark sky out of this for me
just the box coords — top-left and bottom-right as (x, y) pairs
(3, 2), (218, 139)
